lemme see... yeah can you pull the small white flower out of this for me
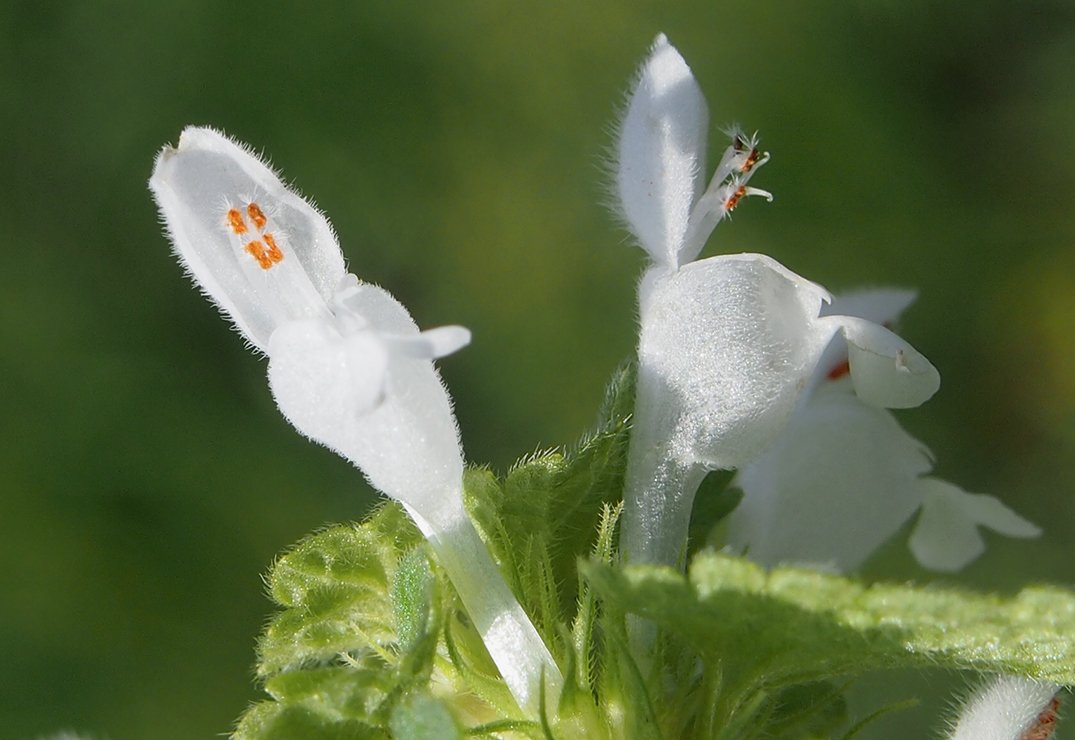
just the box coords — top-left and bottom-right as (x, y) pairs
(149, 127), (560, 715)
(726, 290), (1040, 573)
(614, 36), (940, 569)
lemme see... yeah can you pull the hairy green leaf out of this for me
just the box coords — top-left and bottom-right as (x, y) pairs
(464, 361), (635, 632)
(583, 552), (1075, 695)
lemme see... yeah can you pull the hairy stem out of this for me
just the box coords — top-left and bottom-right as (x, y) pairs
(404, 500), (564, 716)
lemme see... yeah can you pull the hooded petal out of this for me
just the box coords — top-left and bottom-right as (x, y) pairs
(825, 315), (941, 408)
(810, 288), (919, 388)
(909, 478), (1041, 572)
(728, 381), (932, 571)
(616, 34), (708, 268)
(150, 126), (346, 352)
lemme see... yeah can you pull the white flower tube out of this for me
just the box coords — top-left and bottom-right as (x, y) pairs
(948, 676), (1060, 740)
(149, 127), (561, 716)
(614, 37), (940, 569)
(726, 290), (1040, 572)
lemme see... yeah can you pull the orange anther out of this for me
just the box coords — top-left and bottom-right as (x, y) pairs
(245, 240), (274, 270)
(227, 208), (247, 234)
(244, 236), (283, 270)
(724, 185), (748, 211)
(826, 359), (851, 380)
(263, 233), (284, 262)
(741, 148), (761, 173)
(247, 202), (268, 230)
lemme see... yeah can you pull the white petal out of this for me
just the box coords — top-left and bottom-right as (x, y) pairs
(827, 315), (940, 408)
(267, 283), (465, 523)
(821, 288), (917, 326)
(949, 675), (1059, 740)
(387, 325), (472, 360)
(615, 34), (708, 268)
(634, 253), (833, 471)
(150, 127), (345, 352)
(810, 288), (918, 387)
(909, 479), (1040, 572)
(728, 383), (932, 571)
(957, 489), (1042, 538)
(908, 480), (986, 571)
(267, 319), (389, 423)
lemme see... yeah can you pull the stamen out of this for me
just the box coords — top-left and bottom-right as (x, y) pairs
(226, 208), (247, 234)
(247, 202), (268, 230)
(679, 130), (772, 263)
(724, 184), (773, 212)
(741, 148), (770, 174)
(724, 185), (749, 211)
(263, 233), (284, 262)
(729, 130), (768, 173)
(741, 149), (761, 172)
(245, 240), (276, 270)
(227, 200), (286, 270)
(732, 133), (757, 170)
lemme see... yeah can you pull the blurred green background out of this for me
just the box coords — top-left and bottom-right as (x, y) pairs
(3, 2), (1074, 737)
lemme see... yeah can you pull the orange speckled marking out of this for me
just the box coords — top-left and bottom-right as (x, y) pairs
(227, 208), (248, 234)
(247, 202), (268, 229)
(228, 201), (284, 270)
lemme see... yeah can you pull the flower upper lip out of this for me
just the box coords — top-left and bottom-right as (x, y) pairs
(614, 34), (773, 270)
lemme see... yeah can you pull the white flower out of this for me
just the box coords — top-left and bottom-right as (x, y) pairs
(726, 290), (1040, 573)
(614, 36), (940, 569)
(948, 675), (1060, 740)
(149, 127), (560, 715)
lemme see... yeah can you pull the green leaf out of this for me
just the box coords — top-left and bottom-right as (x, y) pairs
(265, 667), (390, 722)
(256, 505), (423, 677)
(582, 552), (1075, 715)
(763, 681), (849, 738)
(464, 361), (635, 632)
(233, 700), (386, 739)
(237, 504), (481, 736)
(389, 692), (461, 740)
(392, 547), (434, 652)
